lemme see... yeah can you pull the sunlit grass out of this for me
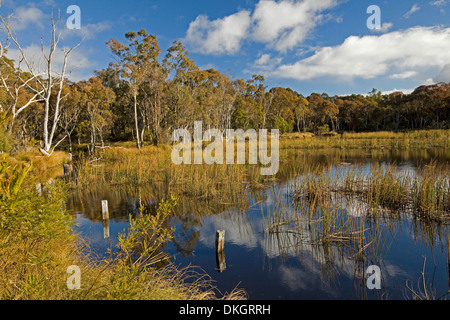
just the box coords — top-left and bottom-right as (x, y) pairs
(0, 159), (246, 300)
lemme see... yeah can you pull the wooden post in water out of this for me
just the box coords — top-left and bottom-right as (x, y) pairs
(216, 230), (225, 252)
(102, 200), (110, 239)
(215, 230), (226, 273)
(102, 200), (109, 220)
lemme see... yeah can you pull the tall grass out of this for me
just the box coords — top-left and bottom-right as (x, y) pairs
(365, 165), (411, 211)
(0, 158), (246, 300)
(412, 163), (450, 219)
(281, 129), (450, 150)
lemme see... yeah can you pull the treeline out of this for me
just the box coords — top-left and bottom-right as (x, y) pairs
(1, 27), (449, 153)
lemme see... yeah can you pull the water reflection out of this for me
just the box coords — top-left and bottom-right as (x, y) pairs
(67, 149), (450, 299)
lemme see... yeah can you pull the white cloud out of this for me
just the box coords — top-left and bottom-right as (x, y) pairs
(9, 6), (46, 31)
(255, 53), (282, 66)
(270, 27), (450, 82)
(252, 53), (283, 73)
(381, 88), (415, 95)
(255, 53), (272, 65)
(403, 4), (421, 18)
(371, 22), (394, 33)
(430, 0), (448, 13)
(389, 71), (418, 79)
(184, 10), (252, 55)
(184, 0), (339, 55)
(251, 0), (338, 52)
(430, 0), (447, 6)
(61, 21), (113, 40)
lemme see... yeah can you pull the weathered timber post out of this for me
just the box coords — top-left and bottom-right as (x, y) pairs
(216, 230), (225, 252)
(215, 230), (226, 272)
(102, 200), (110, 239)
(102, 200), (109, 220)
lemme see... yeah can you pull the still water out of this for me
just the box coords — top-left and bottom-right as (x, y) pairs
(67, 149), (450, 300)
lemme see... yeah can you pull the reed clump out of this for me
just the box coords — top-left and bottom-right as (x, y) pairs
(412, 163), (450, 219)
(292, 162), (449, 220)
(365, 165), (411, 211)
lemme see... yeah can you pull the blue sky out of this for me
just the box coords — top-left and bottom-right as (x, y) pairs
(1, 0), (450, 97)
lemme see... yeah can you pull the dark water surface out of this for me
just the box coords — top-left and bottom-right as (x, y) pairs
(67, 149), (450, 300)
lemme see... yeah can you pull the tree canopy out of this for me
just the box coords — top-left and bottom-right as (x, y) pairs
(1, 27), (449, 153)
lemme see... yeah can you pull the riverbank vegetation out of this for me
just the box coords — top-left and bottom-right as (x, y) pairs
(0, 156), (246, 300)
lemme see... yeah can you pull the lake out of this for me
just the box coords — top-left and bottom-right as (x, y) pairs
(67, 148), (450, 300)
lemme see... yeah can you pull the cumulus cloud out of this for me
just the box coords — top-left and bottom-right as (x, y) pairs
(255, 53), (282, 66)
(270, 27), (450, 81)
(184, 10), (252, 55)
(184, 0), (339, 55)
(9, 6), (46, 31)
(251, 0), (338, 52)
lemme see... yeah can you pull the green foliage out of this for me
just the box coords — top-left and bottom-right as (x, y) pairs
(0, 156), (243, 300)
(118, 194), (177, 266)
(0, 126), (14, 153)
(0, 158), (32, 209)
(0, 23), (449, 151)
(317, 124), (330, 135)
(269, 115), (292, 133)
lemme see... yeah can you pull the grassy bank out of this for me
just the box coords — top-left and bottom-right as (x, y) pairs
(281, 129), (450, 149)
(73, 129), (450, 201)
(0, 156), (245, 300)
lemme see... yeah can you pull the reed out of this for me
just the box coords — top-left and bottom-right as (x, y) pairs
(412, 163), (450, 219)
(0, 158), (246, 300)
(281, 129), (450, 150)
(364, 165), (412, 211)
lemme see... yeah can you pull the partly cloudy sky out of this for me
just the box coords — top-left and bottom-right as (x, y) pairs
(1, 0), (449, 96)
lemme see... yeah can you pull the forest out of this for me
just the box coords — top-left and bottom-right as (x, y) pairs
(1, 24), (449, 155)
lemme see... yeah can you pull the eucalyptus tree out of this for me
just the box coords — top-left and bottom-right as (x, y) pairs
(162, 40), (199, 132)
(78, 77), (115, 152)
(107, 29), (162, 149)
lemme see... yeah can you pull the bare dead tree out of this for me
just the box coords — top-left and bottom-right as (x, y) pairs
(1, 12), (80, 156)
(0, 15), (45, 131)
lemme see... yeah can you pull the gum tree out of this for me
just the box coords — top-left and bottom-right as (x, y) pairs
(107, 29), (161, 149)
